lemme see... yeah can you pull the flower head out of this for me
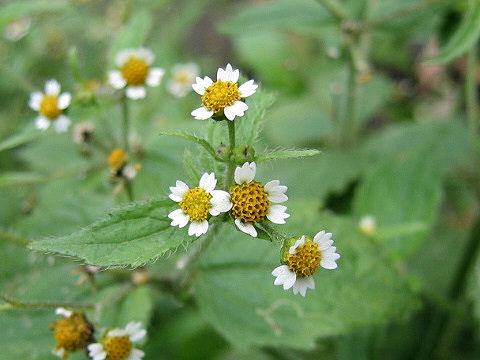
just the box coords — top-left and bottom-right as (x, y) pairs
(87, 322), (146, 360)
(272, 231), (340, 296)
(108, 48), (164, 99)
(108, 149), (141, 180)
(168, 173), (232, 237)
(50, 308), (94, 358)
(29, 79), (71, 132)
(73, 121), (95, 144)
(167, 63), (199, 97)
(191, 63), (258, 121)
(358, 215), (377, 235)
(230, 162), (289, 237)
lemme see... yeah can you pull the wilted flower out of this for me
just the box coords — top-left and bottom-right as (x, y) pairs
(87, 322), (146, 360)
(230, 162), (289, 237)
(167, 63), (199, 97)
(108, 48), (164, 99)
(72, 121), (95, 144)
(191, 63), (258, 121)
(50, 308), (94, 358)
(168, 173), (232, 237)
(272, 231), (340, 296)
(29, 79), (71, 132)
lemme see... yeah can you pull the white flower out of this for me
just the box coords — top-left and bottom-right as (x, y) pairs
(191, 63), (258, 121)
(55, 307), (73, 318)
(72, 121), (95, 144)
(3, 17), (31, 42)
(231, 162), (289, 238)
(87, 321), (146, 360)
(29, 79), (71, 133)
(167, 62), (199, 97)
(168, 173), (232, 237)
(272, 231), (340, 296)
(108, 48), (164, 100)
(358, 215), (377, 235)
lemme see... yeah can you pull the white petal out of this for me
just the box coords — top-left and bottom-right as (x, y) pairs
(272, 265), (290, 277)
(192, 76), (213, 95)
(53, 115), (70, 133)
(199, 172), (217, 193)
(289, 236), (306, 254)
(224, 100), (248, 120)
(137, 47), (155, 65)
(126, 348), (145, 360)
(35, 116), (50, 130)
(292, 277), (315, 296)
(116, 49), (134, 67)
(108, 70), (127, 89)
(57, 93), (71, 110)
(234, 219), (257, 237)
(191, 106), (214, 120)
(209, 190), (232, 215)
(88, 343), (106, 360)
(45, 79), (60, 96)
(314, 230), (334, 250)
(108, 329), (128, 337)
(126, 322), (146, 342)
(146, 67), (165, 87)
(218, 63), (239, 83)
(55, 307), (72, 318)
(320, 258), (338, 270)
(188, 220), (209, 237)
(52, 347), (66, 358)
(168, 209), (189, 228)
(238, 79), (258, 98)
(267, 205), (290, 224)
(234, 161), (256, 184)
(29, 92), (43, 111)
(265, 180), (288, 203)
(169, 180), (189, 202)
(281, 272), (296, 290)
(126, 86), (146, 99)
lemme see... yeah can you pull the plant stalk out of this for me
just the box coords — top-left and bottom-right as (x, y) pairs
(121, 93), (130, 152)
(315, 0), (349, 22)
(225, 120), (236, 189)
(466, 47), (478, 144)
(0, 293), (94, 311)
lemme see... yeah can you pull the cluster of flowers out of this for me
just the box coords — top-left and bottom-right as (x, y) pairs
(167, 63), (340, 296)
(50, 308), (146, 360)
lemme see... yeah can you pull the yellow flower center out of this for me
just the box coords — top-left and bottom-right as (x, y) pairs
(40, 95), (61, 119)
(231, 181), (270, 223)
(121, 57), (149, 86)
(287, 242), (321, 278)
(108, 149), (127, 171)
(102, 335), (132, 360)
(201, 80), (241, 113)
(50, 314), (93, 354)
(179, 187), (212, 221)
(174, 72), (190, 84)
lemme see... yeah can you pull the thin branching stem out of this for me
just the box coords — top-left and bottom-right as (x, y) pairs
(0, 293), (95, 311)
(315, 0), (349, 22)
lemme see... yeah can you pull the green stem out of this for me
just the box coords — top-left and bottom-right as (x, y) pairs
(125, 180), (134, 201)
(0, 229), (30, 246)
(466, 47), (478, 144)
(344, 44), (359, 145)
(121, 93), (130, 152)
(0, 293), (94, 311)
(224, 121), (236, 189)
(262, 222), (288, 243)
(315, 0), (349, 22)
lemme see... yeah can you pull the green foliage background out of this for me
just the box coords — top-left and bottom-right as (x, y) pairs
(1, 0), (480, 359)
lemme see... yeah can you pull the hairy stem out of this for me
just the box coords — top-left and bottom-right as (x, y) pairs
(224, 120), (236, 189)
(466, 47), (478, 144)
(0, 293), (94, 311)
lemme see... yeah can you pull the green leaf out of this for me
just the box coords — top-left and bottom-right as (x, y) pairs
(183, 149), (201, 184)
(29, 198), (187, 267)
(0, 130), (41, 153)
(195, 208), (419, 349)
(425, 0), (480, 65)
(255, 149), (321, 163)
(109, 10), (153, 65)
(0, 171), (47, 188)
(160, 130), (223, 162)
(0, 0), (70, 28)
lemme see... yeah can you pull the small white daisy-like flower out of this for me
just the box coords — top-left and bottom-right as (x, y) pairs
(167, 62), (199, 97)
(358, 215), (377, 235)
(168, 173), (232, 237)
(87, 321), (146, 360)
(3, 17), (31, 42)
(272, 231), (340, 297)
(29, 79), (71, 133)
(191, 63), (258, 121)
(230, 162), (289, 238)
(72, 121), (95, 144)
(108, 48), (164, 100)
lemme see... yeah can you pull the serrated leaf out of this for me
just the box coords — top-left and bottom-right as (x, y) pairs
(183, 149), (200, 184)
(255, 149), (321, 162)
(29, 198), (187, 267)
(425, 0), (480, 65)
(195, 210), (419, 349)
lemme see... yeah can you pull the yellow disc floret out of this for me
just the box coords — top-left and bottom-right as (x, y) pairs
(102, 335), (133, 360)
(108, 149), (127, 171)
(179, 187), (212, 221)
(121, 57), (149, 86)
(40, 95), (61, 119)
(231, 181), (270, 223)
(50, 313), (94, 355)
(287, 242), (321, 278)
(201, 80), (241, 114)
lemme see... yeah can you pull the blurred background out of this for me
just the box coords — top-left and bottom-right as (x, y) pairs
(1, 0), (480, 359)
